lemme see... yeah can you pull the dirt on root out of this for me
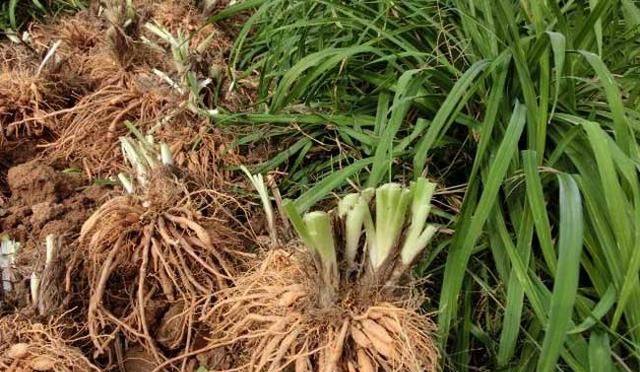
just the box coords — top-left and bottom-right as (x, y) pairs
(0, 138), (40, 203)
(0, 313), (100, 371)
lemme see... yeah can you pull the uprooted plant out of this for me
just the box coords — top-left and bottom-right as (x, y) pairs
(202, 175), (440, 371)
(79, 130), (240, 365)
(42, 0), (239, 177)
(0, 37), (88, 146)
(0, 313), (99, 371)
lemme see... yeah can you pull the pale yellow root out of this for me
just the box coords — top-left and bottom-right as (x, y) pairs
(47, 82), (176, 176)
(80, 185), (239, 362)
(0, 314), (100, 372)
(203, 249), (439, 372)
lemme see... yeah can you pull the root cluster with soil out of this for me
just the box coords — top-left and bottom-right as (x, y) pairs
(200, 179), (441, 372)
(80, 168), (240, 362)
(204, 248), (438, 372)
(1, 0), (254, 176)
(0, 314), (99, 371)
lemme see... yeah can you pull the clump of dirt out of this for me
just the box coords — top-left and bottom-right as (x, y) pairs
(6, 160), (78, 205)
(1, 160), (109, 312)
(0, 138), (41, 204)
(1, 160), (107, 242)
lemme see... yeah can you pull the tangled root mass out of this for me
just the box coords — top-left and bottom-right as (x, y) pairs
(204, 249), (438, 372)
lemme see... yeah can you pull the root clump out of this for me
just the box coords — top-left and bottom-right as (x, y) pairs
(79, 140), (244, 367)
(1, 0), (253, 179)
(0, 314), (100, 371)
(202, 179), (441, 372)
(0, 0), (276, 370)
(207, 248), (438, 372)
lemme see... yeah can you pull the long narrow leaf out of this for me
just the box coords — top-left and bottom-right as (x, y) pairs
(537, 174), (584, 372)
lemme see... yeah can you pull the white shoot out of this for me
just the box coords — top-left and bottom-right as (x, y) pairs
(303, 211), (338, 288)
(153, 69), (184, 94)
(30, 272), (39, 305)
(120, 133), (172, 192)
(338, 189), (373, 271)
(241, 166), (277, 245)
(0, 237), (19, 294)
(366, 183), (412, 271)
(400, 178), (438, 266)
(37, 40), (62, 76)
(118, 173), (134, 194)
(121, 137), (150, 187)
(160, 144), (173, 166)
(45, 234), (56, 267)
(285, 203), (338, 306)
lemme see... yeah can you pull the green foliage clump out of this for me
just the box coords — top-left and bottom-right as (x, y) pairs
(211, 0), (640, 370)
